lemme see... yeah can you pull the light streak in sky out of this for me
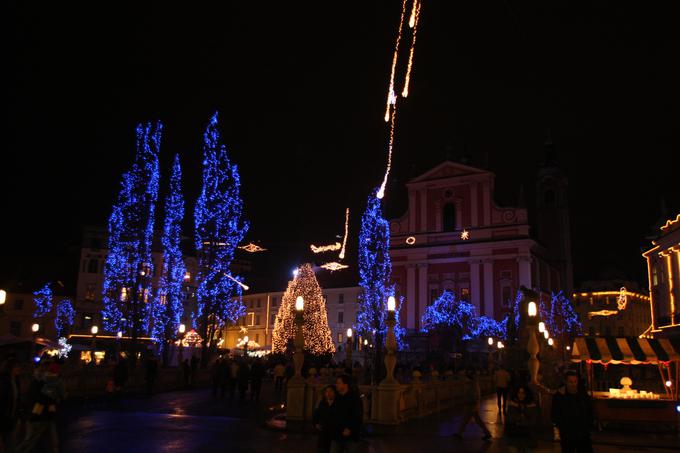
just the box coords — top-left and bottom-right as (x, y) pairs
(339, 208), (349, 260)
(310, 242), (342, 253)
(384, 0), (408, 123)
(402, 0), (421, 98)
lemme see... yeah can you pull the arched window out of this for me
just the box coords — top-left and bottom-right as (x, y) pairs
(442, 204), (456, 231)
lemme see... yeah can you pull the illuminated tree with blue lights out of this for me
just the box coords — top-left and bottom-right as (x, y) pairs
(194, 113), (248, 353)
(55, 299), (76, 338)
(33, 283), (53, 319)
(152, 154), (186, 352)
(356, 190), (406, 381)
(548, 291), (582, 340)
(101, 121), (161, 341)
(421, 291), (476, 336)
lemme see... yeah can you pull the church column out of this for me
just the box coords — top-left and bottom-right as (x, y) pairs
(482, 182), (490, 226)
(470, 260), (482, 314)
(470, 184), (479, 227)
(483, 260), (494, 317)
(406, 265), (417, 330)
(518, 256), (532, 288)
(409, 191), (416, 232)
(417, 264), (428, 331)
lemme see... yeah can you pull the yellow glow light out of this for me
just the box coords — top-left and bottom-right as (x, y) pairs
(460, 229), (470, 240)
(239, 242), (267, 253)
(320, 262), (349, 272)
(406, 236), (416, 245)
(377, 107), (397, 199)
(310, 242), (342, 254)
(402, 0), (421, 98)
(387, 296), (396, 311)
(527, 301), (537, 317)
(339, 208), (350, 260)
(666, 254), (676, 325)
(384, 0), (408, 122)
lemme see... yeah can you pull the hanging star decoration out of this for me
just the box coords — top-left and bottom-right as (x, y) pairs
(239, 242), (266, 253)
(321, 262), (349, 272)
(310, 242), (342, 253)
(460, 229), (470, 240)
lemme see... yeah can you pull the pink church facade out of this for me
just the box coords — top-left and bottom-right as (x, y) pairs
(389, 161), (565, 332)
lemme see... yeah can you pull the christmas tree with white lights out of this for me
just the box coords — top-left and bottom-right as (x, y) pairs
(271, 264), (335, 356)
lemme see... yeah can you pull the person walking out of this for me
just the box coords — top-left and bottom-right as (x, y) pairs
(330, 374), (362, 453)
(144, 354), (158, 396)
(249, 359), (264, 402)
(236, 361), (250, 402)
(313, 385), (338, 453)
(181, 359), (191, 388)
(494, 366), (511, 414)
(505, 384), (538, 453)
(551, 371), (594, 453)
(0, 359), (22, 453)
(454, 369), (492, 441)
(15, 359), (66, 453)
(273, 362), (286, 395)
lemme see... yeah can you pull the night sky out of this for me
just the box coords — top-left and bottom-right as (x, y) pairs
(4, 1), (679, 293)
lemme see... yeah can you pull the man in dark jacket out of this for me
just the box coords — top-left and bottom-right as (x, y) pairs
(330, 374), (362, 453)
(551, 371), (594, 453)
(249, 359), (265, 402)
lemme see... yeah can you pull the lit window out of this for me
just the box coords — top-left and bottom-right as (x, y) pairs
(247, 313), (255, 327)
(338, 333), (343, 343)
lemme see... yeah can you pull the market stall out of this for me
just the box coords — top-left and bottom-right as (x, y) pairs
(570, 336), (680, 429)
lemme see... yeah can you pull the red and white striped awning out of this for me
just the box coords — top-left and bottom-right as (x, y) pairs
(571, 337), (680, 365)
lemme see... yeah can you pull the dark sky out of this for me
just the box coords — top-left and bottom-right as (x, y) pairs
(4, 1), (679, 292)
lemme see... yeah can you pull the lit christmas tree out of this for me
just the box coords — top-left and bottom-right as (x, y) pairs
(101, 121), (161, 338)
(33, 283), (53, 319)
(152, 154), (186, 349)
(271, 264), (335, 355)
(55, 299), (76, 338)
(356, 189), (406, 382)
(194, 113), (249, 350)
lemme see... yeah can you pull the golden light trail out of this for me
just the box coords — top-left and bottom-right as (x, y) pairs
(339, 208), (349, 260)
(225, 273), (249, 291)
(377, 107), (397, 199)
(384, 0), (408, 123)
(402, 0), (421, 98)
(310, 242), (342, 253)
(321, 262), (349, 272)
(239, 242), (267, 253)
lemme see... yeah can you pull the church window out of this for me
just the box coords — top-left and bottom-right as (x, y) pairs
(443, 204), (456, 231)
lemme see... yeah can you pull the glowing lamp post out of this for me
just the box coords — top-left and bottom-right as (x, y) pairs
(382, 296), (398, 385)
(538, 322), (545, 334)
(346, 328), (353, 369)
(543, 330), (550, 340)
(90, 325), (99, 364)
(293, 296), (305, 380)
(548, 338), (554, 347)
(31, 323), (40, 334)
(526, 298), (540, 384)
(0, 289), (6, 316)
(178, 323), (186, 364)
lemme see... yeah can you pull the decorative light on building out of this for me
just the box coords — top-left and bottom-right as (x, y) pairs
(239, 242), (267, 253)
(617, 286), (628, 310)
(405, 236), (416, 245)
(460, 229), (470, 240)
(320, 262), (349, 272)
(310, 242), (342, 254)
(339, 208), (350, 260)
(587, 310), (619, 318)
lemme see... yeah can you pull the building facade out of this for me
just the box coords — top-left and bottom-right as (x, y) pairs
(222, 286), (362, 352)
(388, 161), (569, 332)
(572, 287), (651, 338)
(643, 213), (680, 337)
(0, 290), (58, 339)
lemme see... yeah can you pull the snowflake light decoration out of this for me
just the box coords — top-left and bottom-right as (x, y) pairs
(321, 262), (349, 272)
(460, 229), (470, 240)
(239, 242), (266, 253)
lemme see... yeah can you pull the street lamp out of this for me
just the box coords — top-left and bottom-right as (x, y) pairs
(527, 301), (537, 318)
(526, 297), (540, 384)
(543, 330), (549, 340)
(346, 328), (353, 368)
(548, 338), (554, 347)
(178, 323), (186, 364)
(538, 322), (545, 334)
(243, 336), (249, 357)
(90, 325), (99, 365)
(293, 296), (304, 380)
(0, 289), (6, 316)
(31, 323), (40, 334)
(382, 296), (398, 385)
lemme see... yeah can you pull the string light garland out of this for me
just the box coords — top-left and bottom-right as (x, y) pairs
(102, 121), (161, 335)
(320, 262), (349, 272)
(310, 242), (342, 253)
(617, 286), (628, 310)
(421, 290), (506, 340)
(271, 264), (335, 355)
(339, 208), (350, 260)
(588, 310), (619, 318)
(195, 113), (249, 344)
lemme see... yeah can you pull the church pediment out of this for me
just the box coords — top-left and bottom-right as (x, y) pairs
(409, 161), (491, 184)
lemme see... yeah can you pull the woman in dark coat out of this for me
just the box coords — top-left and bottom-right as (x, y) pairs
(313, 385), (338, 453)
(505, 384), (538, 453)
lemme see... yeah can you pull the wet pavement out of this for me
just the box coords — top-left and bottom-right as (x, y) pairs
(58, 383), (680, 452)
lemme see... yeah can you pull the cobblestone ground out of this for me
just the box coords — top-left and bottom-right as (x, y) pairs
(55, 382), (679, 453)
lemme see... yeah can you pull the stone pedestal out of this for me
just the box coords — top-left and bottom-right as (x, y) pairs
(286, 377), (307, 423)
(372, 383), (401, 425)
